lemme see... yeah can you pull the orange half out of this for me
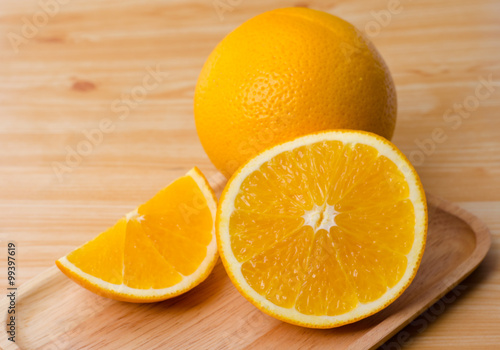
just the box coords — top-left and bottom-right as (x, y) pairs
(216, 130), (427, 328)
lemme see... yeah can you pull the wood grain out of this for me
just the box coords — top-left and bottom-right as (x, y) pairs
(0, 194), (491, 349)
(1, 0), (499, 348)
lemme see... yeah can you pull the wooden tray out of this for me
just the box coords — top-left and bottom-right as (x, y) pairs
(0, 191), (490, 350)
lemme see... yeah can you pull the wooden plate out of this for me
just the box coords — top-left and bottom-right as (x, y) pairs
(0, 190), (490, 350)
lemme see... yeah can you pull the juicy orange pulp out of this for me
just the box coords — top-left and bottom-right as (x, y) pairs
(57, 168), (218, 302)
(221, 133), (426, 322)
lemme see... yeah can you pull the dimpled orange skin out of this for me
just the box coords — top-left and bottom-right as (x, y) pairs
(194, 7), (397, 178)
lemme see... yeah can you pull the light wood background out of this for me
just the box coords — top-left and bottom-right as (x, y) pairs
(0, 0), (499, 348)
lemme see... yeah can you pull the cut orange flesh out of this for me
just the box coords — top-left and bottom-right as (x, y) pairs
(56, 167), (218, 303)
(216, 130), (427, 328)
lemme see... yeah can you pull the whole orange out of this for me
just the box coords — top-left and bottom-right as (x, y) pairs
(194, 7), (397, 178)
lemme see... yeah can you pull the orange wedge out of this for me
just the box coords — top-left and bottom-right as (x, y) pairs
(56, 167), (218, 302)
(216, 130), (427, 328)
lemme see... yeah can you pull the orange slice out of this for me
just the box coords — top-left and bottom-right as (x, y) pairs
(216, 130), (427, 328)
(56, 167), (218, 302)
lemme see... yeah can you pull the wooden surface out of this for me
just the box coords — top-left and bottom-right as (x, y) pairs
(0, 194), (491, 350)
(0, 0), (499, 348)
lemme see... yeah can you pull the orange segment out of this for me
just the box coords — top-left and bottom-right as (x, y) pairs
(336, 155), (410, 211)
(137, 175), (213, 246)
(142, 219), (208, 276)
(326, 143), (379, 206)
(241, 227), (314, 308)
(123, 219), (182, 289)
(217, 130), (427, 328)
(67, 218), (127, 285)
(234, 166), (305, 216)
(56, 167), (218, 303)
(331, 226), (407, 303)
(229, 210), (304, 262)
(334, 200), (416, 255)
(295, 229), (358, 316)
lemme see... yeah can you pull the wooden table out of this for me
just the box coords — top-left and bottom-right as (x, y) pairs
(1, 0), (499, 348)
